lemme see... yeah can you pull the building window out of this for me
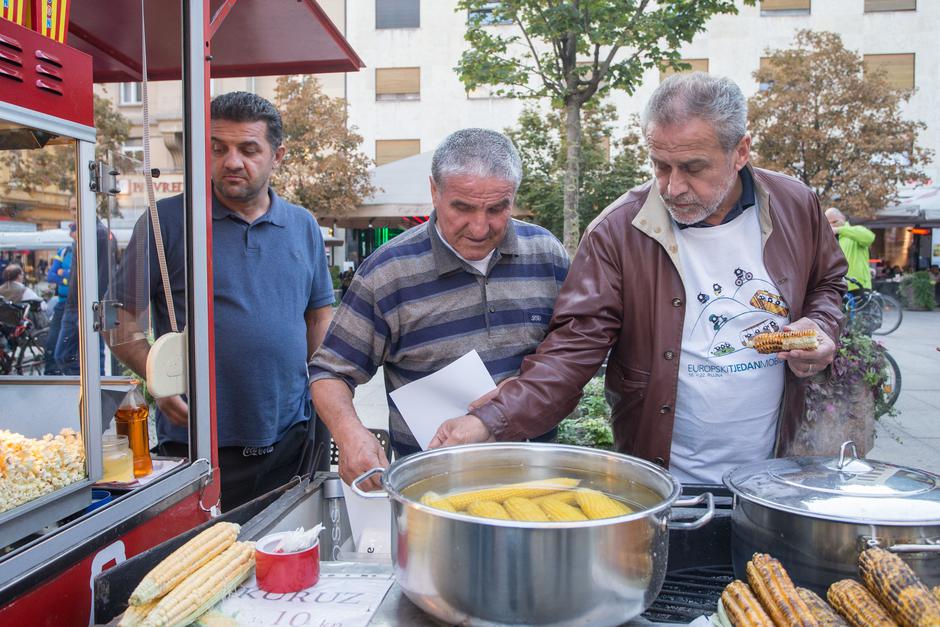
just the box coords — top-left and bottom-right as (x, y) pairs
(375, 139), (420, 166)
(760, 0), (811, 15)
(758, 57), (777, 91)
(121, 139), (144, 164)
(120, 82), (142, 105)
(660, 58), (709, 83)
(864, 53), (915, 90)
(468, 2), (512, 25)
(376, 0), (419, 29)
(376, 68), (421, 101)
(865, 0), (916, 11)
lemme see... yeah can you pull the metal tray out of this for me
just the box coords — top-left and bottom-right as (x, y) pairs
(0, 478), (91, 549)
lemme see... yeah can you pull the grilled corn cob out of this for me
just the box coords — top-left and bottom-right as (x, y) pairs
(129, 522), (240, 606)
(119, 601), (157, 627)
(858, 547), (940, 627)
(719, 580), (775, 626)
(444, 477), (580, 510)
(466, 500), (512, 520)
(798, 587), (850, 626)
(420, 491), (457, 513)
(504, 497), (550, 522)
(574, 488), (631, 520)
(828, 579), (898, 627)
(539, 498), (589, 522)
(746, 330), (819, 354)
(745, 553), (818, 626)
(141, 541), (255, 627)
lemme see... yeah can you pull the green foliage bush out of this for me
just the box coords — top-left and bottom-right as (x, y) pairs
(556, 377), (614, 450)
(899, 271), (936, 311)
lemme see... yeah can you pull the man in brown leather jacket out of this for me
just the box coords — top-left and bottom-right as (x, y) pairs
(430, 73), (847, 483)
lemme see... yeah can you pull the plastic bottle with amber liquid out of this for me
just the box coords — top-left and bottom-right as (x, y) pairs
(114, 387), (153, 478)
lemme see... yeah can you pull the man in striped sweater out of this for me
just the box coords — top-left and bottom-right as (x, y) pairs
(309, 129), (570, 487)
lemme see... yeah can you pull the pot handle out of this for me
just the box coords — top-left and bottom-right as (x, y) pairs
(864, 537), (940, 554)
(668, 492), (715, 531)
(351, 467), (389, 499)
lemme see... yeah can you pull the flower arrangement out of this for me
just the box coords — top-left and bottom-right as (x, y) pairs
(808, 328), (896, 420)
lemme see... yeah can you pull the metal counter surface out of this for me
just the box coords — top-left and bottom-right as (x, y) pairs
(321, 561), (677, 627)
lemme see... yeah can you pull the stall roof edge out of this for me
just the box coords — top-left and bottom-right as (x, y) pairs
(67, 0), (364, 84)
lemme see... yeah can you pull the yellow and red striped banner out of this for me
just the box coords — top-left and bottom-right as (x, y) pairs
(1, 0), (30, 27)
(32, 0), (70, 43)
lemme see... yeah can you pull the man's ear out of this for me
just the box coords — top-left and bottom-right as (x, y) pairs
(735, 134), (751, 171)
(273, 145), (287, 167)
(429, 176), (439, 207)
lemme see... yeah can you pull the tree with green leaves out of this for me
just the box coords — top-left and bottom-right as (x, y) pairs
(1, 94), (130, 195)
(506, 101), (646, 238)
(272, 75), (375, 218)
(749, 30), (932, 219)
(457, 0), (749, 254)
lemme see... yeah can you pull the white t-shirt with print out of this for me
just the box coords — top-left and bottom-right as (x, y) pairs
(669, 207), (790, 485)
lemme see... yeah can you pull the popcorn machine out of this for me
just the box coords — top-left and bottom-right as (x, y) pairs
(0, 1), (361, 623)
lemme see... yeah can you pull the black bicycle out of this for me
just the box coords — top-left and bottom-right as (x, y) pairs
(0, 299), (48, 376)
(843, 277), (903, 335)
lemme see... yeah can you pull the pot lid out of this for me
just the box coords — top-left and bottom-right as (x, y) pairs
(724, 442), (940, 524)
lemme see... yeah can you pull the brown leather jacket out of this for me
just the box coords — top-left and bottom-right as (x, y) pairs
(472, 166), (847, 468)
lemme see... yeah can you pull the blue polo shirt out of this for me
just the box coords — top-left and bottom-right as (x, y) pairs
(113, 189), (335, 447)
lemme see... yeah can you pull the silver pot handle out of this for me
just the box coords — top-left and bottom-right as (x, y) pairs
(864, 537), (940, 554)
(351, 467), (389, 499)
(668, 492), (715, 531)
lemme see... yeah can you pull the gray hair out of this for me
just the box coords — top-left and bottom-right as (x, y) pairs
(641, 72), (747, 152)
(431, 128), (522, 191)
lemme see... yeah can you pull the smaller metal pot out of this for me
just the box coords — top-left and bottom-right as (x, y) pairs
(725, 442), (940, 594)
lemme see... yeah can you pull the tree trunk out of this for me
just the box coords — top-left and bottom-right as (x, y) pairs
(562, 101), (582, 257)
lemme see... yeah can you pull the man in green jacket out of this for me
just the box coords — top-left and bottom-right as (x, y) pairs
(826, 208), (874, 291)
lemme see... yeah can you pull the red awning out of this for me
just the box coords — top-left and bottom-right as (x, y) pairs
(67, 0), (363, 83)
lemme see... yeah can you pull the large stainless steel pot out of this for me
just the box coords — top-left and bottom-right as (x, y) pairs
(725, 442), (940, 595)
(353, 443), (714, 627)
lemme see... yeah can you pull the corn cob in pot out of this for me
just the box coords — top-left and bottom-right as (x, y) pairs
(539, 498), (589, 522)
(746, 330), (819, 354)
(466, 500), (512, 520)
(858, 548), (940, 627)
(419, 491), (457, 513)
(575, 488), (632, 519)
(828, 579), (898, 627)
(129, 522), (240, 606)
(504, 497), (550, 522)
(797, 587), (849, 626)
(745, 553), (819, 626)
(719, 579), (775, 626)
(443, 477), (580, 510)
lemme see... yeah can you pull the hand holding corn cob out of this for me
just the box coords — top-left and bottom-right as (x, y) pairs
(746, 330), (819, 354)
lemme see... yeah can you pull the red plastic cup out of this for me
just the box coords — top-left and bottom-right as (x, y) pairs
(255, 531), (320, 593)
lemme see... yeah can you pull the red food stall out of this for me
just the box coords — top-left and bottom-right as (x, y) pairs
(0, 2), (362, 624)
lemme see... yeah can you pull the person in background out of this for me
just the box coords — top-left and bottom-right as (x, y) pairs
(54, 200), (117, 375)
(430, 73), (846, 485)
(108, 92), (335, 510)
(0, 264), (41, 303)
(43, 201), (75, 375)
(825, 207), (875, 293)
(309, 128), (569, 487)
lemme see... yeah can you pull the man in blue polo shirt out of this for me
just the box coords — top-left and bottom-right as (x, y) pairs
(109, 92), (334, 509)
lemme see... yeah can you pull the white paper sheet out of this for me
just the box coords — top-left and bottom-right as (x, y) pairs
(340, 480), (392, 555)
(388, 350), (496, 450)
(213, 572), (395, 627)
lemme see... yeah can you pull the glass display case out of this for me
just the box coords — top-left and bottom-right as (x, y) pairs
(0, 114), (103, 547)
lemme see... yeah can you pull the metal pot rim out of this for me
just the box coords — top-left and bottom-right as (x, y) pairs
(381, 442), (684, 528)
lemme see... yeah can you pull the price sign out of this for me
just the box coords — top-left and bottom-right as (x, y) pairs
(214, 572), (395, 627)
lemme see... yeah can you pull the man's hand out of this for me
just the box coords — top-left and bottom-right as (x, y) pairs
(156, 395), (189, 426)
(428, 415), (494, 449)
(468, 376), (517, 411)
(334, 423), (390, 489)
(777, 317), (836, 378)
